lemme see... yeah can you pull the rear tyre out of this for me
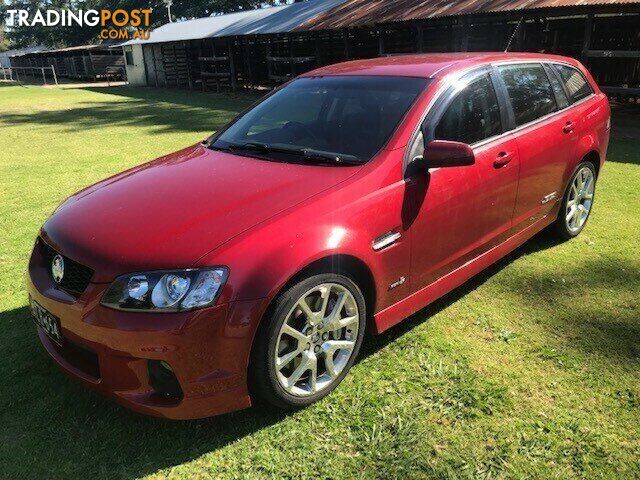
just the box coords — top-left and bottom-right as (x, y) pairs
(250, 273), (366, 409)
(552, 161), (597, 241)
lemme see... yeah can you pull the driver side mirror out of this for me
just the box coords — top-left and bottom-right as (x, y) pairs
(422, 140), (475, 169)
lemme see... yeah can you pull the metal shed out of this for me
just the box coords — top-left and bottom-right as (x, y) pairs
(302, 0), (640, 97)
(122, 0), (640, 97)
(9, 44), (126, 82)
(122, 0), (347, 90)
(0, 46), (44, 68)
(7, 0), (639, 95)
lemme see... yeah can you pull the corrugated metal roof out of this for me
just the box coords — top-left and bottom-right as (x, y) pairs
(124, 0), (347, 45)
(298, 0), (640, 30)
(9, 42), (123, 58)
(1, 46), (44, 66)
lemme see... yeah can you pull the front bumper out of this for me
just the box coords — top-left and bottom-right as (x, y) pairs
(27, 248), (268, 420)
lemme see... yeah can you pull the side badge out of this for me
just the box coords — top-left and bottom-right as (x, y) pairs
(389, 277), (406, 290)
(541, 192), (558, 204)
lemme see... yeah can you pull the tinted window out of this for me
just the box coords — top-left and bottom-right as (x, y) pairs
(215, 76), (429, 162)
(434, 74), (502, 144)
(546, 66), (570, 109)
(555, 64), (593, 102)
(246, 90), (325, 137)
(498, 64), (557, 126)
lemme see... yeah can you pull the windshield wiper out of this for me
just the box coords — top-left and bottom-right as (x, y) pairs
(214, 142), (362, 165)
(210, 142), (269, 154)
(231, 142), (272, 153)
(208, 144), (231, 152)
(299, 148), (362, 165)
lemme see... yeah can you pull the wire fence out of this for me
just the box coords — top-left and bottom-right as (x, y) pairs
(1, 66), (58, 85)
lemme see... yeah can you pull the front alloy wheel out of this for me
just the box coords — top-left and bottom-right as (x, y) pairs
(275, 283), (359, 396)
(251, 274), (366, 409)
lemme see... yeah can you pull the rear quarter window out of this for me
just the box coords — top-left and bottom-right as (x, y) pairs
(554, 64), (594, 103)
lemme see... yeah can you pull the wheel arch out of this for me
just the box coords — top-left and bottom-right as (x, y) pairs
(582, 150), (601, 177)
(256, 254), (377, 334)
(562, 148), (601, 195)
(279, 254), (377, 319)
(246, 253), (377, 396)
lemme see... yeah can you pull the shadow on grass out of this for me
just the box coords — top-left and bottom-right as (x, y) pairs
(606, 103), (640, 166)
(606, 137), (640, 166)
(364, 229), (640, 362)
(82, 86), (263, 109)
(0, 85), (258, 135)
(0, 304), (290, 478)
(363, 232), (558, 350)
(2, 229), (638, 479)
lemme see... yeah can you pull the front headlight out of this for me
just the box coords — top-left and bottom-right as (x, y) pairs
(101, 268), (228, 312)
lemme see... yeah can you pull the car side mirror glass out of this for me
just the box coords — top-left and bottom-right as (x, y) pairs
(422, 140), (475, 169)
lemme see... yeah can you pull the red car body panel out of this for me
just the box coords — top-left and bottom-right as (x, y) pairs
(27, 52), (610, 419)
(44, 146), (359, 283)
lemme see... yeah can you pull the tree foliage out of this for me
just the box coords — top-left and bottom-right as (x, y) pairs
(2, 0), (287, 48)
(0, 24), (9, 51)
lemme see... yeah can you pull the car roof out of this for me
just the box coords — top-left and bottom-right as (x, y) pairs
(303, 52), (578, 79)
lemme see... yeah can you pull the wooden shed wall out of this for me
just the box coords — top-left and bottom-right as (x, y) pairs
(142, 8), (639, 97)
(10, 49), (125, 81)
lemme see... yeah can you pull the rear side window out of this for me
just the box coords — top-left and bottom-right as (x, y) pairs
(554, 64), (593, 103)
(545, 65), (570, 110)
(434, 74), (502, 145)
(498, 64), (557, 126)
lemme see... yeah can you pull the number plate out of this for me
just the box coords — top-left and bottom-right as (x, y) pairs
(30, 297), (62, 346)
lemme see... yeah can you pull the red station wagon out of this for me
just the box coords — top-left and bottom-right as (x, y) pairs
(27, 53), (610, 419)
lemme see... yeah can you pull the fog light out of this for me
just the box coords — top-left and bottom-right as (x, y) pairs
(148, 360), (183, 401)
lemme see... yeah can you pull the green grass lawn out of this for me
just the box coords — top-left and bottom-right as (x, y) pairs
(0, 83), (638, 480)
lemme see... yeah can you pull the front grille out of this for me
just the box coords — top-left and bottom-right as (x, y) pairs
(39, 238), (94, 296)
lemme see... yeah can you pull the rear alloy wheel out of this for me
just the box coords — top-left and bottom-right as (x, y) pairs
(554, 162), (597, 240)
(251, 274), (366, 409)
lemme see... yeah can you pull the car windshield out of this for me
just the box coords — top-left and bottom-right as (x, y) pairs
(211, 76), (430, 165)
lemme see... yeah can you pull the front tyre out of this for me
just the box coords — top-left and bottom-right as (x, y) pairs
(553, 161), (597, 240)
(251, 273), (366, 409)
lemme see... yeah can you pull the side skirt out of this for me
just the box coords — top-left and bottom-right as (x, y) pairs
(373, 214), (556, 334)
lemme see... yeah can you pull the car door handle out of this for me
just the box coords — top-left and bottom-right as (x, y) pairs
(563, 121), (576, 134)
(493, 152), (513, 169)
